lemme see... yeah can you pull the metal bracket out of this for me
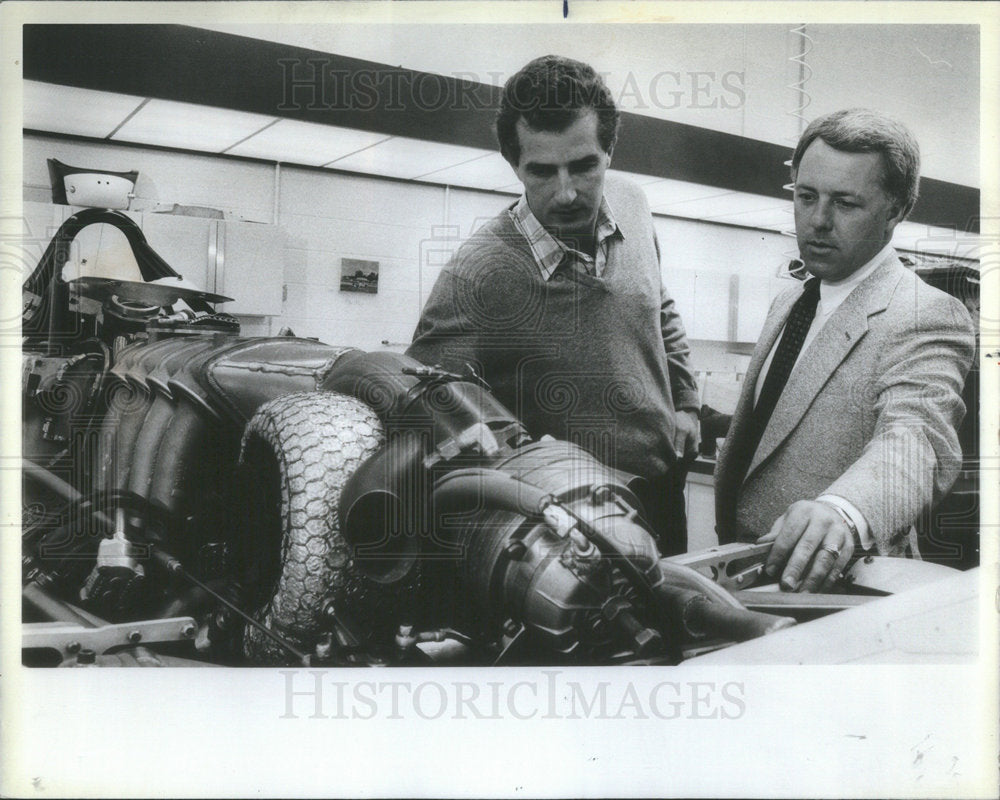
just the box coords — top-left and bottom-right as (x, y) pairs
(665, 542), (774, 591)
(23, 616), (197, 658)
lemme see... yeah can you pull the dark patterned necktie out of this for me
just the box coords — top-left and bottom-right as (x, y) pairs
(751, 277), (821, 438)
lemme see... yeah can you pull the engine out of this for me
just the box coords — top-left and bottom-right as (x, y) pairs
(24, 335), (793, 667)
(22, 210), (794, 668)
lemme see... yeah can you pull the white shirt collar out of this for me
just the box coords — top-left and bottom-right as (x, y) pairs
(816, 242), (895, 317)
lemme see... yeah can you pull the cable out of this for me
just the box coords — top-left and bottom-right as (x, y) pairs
(150, 546), (312, 667)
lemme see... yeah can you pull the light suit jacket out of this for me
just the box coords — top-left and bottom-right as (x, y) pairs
(714, 251), (975, 555)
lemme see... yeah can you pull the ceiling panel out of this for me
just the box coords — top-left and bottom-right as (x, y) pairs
(24, 80), (146, 139)
(710, 207), (794, 231)
(655, 189), (789, 218)
(418, 151), (516, 190)
(606, 169), (665, 187)
(227, 118), (391, 166)
(112, 98), (277, 152)
(643, 179), (733, 208)
(329, 136), (492, 180)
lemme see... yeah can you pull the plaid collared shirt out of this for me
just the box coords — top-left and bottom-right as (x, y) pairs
(509, 194), (622, 280)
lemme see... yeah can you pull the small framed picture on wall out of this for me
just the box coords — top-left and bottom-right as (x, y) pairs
(340, 257), (379, 294)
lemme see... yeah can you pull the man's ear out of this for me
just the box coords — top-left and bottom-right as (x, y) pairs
(885, 200), (908, 231)
(605, 145), (614, 166)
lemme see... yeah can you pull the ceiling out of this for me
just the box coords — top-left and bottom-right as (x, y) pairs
(23, 78), (798, 229)
(21, 21), (983, 251)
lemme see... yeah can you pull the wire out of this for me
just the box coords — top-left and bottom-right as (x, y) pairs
(151, 546), (312, 667)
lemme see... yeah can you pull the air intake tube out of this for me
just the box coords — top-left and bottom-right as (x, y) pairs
(334, 350), (529, 585)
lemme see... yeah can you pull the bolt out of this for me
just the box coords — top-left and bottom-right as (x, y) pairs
(569, 529), (595, 555)
(181, 624), (196, 638)
(591, 486), (613, 504)
(633, 627), (662, 656)
(394, 624), (416, 649)
(127, 630), (142, 644)
(66, 641), (81, 654)
(504, 540), (528, 561)
(315, 634), (333, 661)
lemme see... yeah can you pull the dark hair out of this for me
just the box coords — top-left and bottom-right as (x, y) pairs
(496, 55), (620, 166)
(791, 108), (921, 217)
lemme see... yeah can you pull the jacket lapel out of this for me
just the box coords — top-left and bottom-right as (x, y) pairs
(746, 253), (905, 477)
(715, 288), (797, 496)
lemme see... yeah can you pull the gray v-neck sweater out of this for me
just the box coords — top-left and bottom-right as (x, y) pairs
(408, 177), (698, 480)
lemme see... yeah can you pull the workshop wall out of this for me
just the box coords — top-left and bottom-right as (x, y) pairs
(23, 132), (782, 358)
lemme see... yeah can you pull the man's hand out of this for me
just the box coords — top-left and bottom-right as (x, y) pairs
(672, 408), (701, 462)
(757, 500), (855, 592)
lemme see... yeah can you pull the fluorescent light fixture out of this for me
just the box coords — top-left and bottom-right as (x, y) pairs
(329, 136), (491, 180)
(112, 98), (277, 152)
(227, 119), (391, 165)
(23, 80), (146, 139)
(417, 151), (515, 190)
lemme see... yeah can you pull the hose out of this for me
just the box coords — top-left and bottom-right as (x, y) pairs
(432, 468), (551, 518)
(657, 559), (743, 608)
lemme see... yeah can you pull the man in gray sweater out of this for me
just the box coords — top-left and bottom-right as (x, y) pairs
(407, 55), (700, 555)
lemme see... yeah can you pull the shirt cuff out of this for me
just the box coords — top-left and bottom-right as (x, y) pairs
(817, 494), (874, 550)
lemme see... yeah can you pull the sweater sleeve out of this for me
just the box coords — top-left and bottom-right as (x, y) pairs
(406, 267), (479, 374)
(659, 281), (700, 412)
(650, 228), (700, 411)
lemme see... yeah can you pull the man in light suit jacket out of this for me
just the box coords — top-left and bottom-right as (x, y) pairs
(715, 109), (975, 593)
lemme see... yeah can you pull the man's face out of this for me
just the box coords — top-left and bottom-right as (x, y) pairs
(793, 138), (906, 282)
(513, 110), (611, 243)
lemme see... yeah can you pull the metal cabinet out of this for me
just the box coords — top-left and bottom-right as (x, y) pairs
(140, 212), (215, 294)
(214, 220), (283, 316)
